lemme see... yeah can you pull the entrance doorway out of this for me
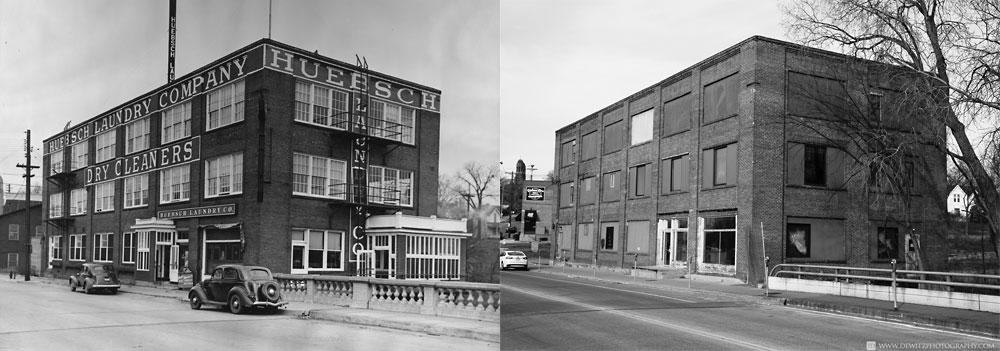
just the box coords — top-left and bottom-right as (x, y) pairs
(154, 231), (178, 282)
(657, 218), (689, 266)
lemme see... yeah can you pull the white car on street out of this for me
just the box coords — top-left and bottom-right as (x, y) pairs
(500, 250), (528, 270)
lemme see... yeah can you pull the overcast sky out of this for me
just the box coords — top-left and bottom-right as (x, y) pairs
(0, 0), (789, 195)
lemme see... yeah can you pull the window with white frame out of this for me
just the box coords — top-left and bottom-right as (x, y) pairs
(369, 100), (416, 144)
(205, 153), (243, 198)
(93, 233), (113, 262)
(49, 149), (65, 176)
(69, 234), (86, 261)
(96, 130), (117, 163)
(49, 235), (62, 261)
(94, 182), (115, 213)
(49, 192), (64, 218)
(123, 174), (149, 208)
(70, 188), (87, 215)
(71, 142), (88, 170)
(121, 232), (134, 264)
(368, 165), (414, 206)
(125, 118), (150, 154)
(405, 235), (462, 280)
(137, 231), (149, 271)
(206, 80), (245, 131)
(8, 224), (18, 240)
(295, 80), (349, 129)
(290, 229), (343, 271)
(162, 102), (192, 144)
(293, 153), (347, 199)
(160, 164), (191, 203)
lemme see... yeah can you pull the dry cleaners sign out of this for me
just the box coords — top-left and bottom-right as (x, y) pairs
(85, 137), (200, 185)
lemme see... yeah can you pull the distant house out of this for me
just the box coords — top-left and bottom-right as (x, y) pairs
(947, 185), (975, 216)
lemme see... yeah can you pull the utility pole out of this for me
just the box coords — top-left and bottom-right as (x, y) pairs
(16, 130), (38, 281)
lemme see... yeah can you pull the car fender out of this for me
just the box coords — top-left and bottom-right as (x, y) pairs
(228, 286), (252, 306)
(69, 276), (79, 286)
(189, 286), (208, 302)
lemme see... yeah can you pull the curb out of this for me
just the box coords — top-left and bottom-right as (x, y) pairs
(303, 310), (500, 343)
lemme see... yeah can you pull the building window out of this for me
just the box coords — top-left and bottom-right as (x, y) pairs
(786, 218), (846, 261)
(368, 165), (414, 206)
(94, 182), (115, 213)
(295, 81), (349, 129)
(49, 149), (65, 176)
(703, 73), (739, 124)
(702, 216), (736, 265)
(160, 164), (191, 203)
(123, 174), (149, 209)
(662, 154), (689, 193)
(121, 232), (134, 264)
(137, 231), (149, 271)
(602, 171), (620, 202)
(49, 235), (62, 261)
(206, 79), (245, 131)
(786, 223), (810, 258)
(403, 235), (462, 280)
(703, 143), (737, 188)
(603, 120), (623, 154)
(600, 222), (617, 251)
(576, 222), (593, 251)
(93, 233), (113, 262)
(69, 234), (86, 261)
(294, 229), (343, 270)
(802, 145), (826, 186)
(630, 109), (654, 145)
(293, 153), (348, 199)
(628, 164), (651, 198)
(559, 182), (574, 208)
(162, 102), (192, 144)
(8, 224), (18, 240)
(787, 143), (845, 188)
(626, 221), (650, 254)
(124, 118), (150, 154)
(49, 192), (64, 218)
(205, 153), (244, 198)
(369, 100), (416, 144)
(70, 188), (88, 216)
(561, 140), (576, 167)
(876, 227), (900, 261)
(71, 142), (88, 170)
(663, 93), (691, 136)
(95, 130), (117, 163)
(580, 132), (598, 161)
(578, 176), (597, 205)
(6, 253), (16, 271)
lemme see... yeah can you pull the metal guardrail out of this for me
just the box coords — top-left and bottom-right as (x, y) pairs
(769, 263), (1000, 292)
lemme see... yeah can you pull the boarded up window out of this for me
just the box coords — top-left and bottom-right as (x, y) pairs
(602, 171), (621, 202)
(559, 182), (574, 208)
(787, 143), (844, 188)
(663, 94), (691, 135)
(603, 120), (624, 154)
(581, 131), (598, 160)
(561, 140), (575, 167)
(703, 74), (739, 124)
(579, 176), (597, 205)
(787, 72), (849, 118)
(576, 223), (593, 251)
(626, 221), (650, 254)
(786, 218), (845, 261)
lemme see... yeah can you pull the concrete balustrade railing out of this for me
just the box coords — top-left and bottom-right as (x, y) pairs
(273, 274), (500, 321)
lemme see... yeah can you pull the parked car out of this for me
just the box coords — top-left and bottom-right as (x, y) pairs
(188, 264), (287, 314)
(500, 250), (528, 270)
(69, 263), (120, 295)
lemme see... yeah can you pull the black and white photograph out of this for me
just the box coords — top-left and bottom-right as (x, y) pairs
(1, 0), (999, 350)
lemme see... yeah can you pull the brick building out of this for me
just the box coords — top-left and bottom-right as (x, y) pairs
(1, 204), (41, 278)
(553, 36), (946, 284)
(42, 38), (469, 285)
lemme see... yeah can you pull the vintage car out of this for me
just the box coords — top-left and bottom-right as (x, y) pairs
(69, 263), (121, 294)
(188, 264), (287, 314)
(500, 250), (529, 270)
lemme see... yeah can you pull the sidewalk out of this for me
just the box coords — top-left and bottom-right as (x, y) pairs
(8, 275), (499, 343)
(531, 262), (1000, 339)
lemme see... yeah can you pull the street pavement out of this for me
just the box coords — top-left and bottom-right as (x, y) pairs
(523, 261), (999, 339)
(5, 275), (499, 343)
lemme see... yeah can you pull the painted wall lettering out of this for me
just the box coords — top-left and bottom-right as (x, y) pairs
(85, 137), (201, 185)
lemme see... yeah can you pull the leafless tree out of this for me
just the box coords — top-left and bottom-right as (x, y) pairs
(783, 0), (1000, 260)
(455, 161), (500, 212)
(436, 174), (467, 219)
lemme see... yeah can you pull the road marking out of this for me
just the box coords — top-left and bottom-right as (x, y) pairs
(510, 272), (698, 303)
(787, 306), (1000, 342)
(504, 285), (778, 351)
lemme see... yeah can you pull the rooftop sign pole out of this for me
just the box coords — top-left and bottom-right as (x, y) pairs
(168, 0), (177, 82)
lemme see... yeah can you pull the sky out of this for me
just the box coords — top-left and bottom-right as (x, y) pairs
(0, 0), (792, 196)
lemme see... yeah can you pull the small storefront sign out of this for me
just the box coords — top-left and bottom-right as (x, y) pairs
(526, 187), (545, 201)
(158, 204), (236, 220)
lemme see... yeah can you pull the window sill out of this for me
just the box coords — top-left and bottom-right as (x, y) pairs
(205, 192), (243, 200)
(662, 129), (690, 138)
(702, 114), (738, 126)
(205, 120), (246, 133)
(93, 210), (116, 214)
(160, 199), (192, 206)
(661, 191), (689, 196)
(629, 140), (653, 148)
(124, 205), (150, 211)
(703, 184), (737, 191)
(786, 185), (847, 192)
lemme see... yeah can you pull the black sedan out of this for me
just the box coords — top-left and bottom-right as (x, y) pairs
(188, 264), (287, 314)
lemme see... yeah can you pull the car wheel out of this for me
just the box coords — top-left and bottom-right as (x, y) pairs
(83, 281), (92, 295)
(69, 279), (76, 292)
(189, 293), (202, 310)
(228, 294), (245, 314)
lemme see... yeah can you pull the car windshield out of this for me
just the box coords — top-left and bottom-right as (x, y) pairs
(248, 269), (272, 280)
(91, 265), (115, 273)
(507, 251), (526, 257)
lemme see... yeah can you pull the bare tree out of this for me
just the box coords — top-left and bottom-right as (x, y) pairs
(455, 161), (500, 212)
(436, 174), (467, 219)
(783, 0), (1000, 259)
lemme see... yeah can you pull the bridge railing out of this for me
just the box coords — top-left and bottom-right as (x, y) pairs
(273, 274), (500, 322)
(768, 263), (1000, 294)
